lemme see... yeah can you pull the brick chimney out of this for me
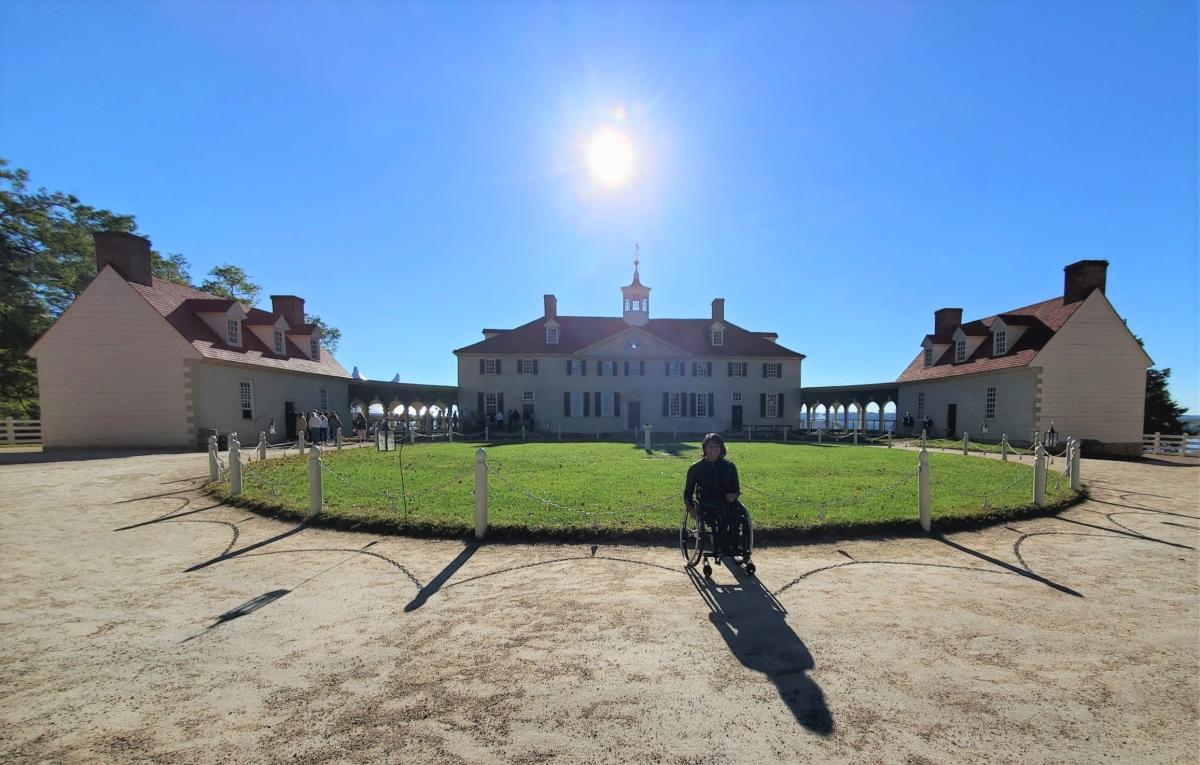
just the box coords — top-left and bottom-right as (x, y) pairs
(93, 231), (152, 286)
(544, 294), (557, 318)
(934, 308), (962, 336)
(1063, 260), (1108, 305)
(270, 295), (306, 327)
(711, 298), (725, 322)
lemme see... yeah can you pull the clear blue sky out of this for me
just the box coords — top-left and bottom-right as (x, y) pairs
(3, 1), (1197, 412)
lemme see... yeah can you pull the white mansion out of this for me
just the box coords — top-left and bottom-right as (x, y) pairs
(453, 263), (805, 434)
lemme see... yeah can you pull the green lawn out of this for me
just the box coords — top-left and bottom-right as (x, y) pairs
(221, 441), (1076, 537)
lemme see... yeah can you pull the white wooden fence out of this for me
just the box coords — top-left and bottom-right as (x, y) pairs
(1, 418), (42, 445)
(1143, 432), (1200, 457)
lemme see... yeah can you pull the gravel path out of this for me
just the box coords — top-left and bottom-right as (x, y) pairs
(0, 449), (1196, 764)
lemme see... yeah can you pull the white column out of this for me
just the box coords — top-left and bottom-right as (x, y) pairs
(1153, 432), (1161, 455)
(229, 435), (242, 495)
(963, 432), (969, 456)
(918, 448), (931, 532)
(475, 447), (488, 539)
(644, 424), (652, 451)
(1001, 434), (1009, 461)
(783, 426), (789, 442)
(297, 429), (306, 454)
(308, 443), (323, 516)
(208, 434), (219, 481)
(1071, 437), (1082, 491)
(258, 431), (267, 462)
(1034, 444), (1047, 507)
(3, 417), (13, 446)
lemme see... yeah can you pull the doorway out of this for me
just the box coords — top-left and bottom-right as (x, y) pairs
(522, 403), (535, 430)
(627, 401), (641, 431)
(284, 401), (296, 439)
(731, 405), (743, 431)
(946, 403), (957, 438)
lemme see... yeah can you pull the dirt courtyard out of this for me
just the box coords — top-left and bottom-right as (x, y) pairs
(0, 450), (1196, 764)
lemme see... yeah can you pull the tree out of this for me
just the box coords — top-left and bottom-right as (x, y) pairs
(199, 264), (261, 306)
(306, 314), (342, 353)
(1144, 367), (1186, 435)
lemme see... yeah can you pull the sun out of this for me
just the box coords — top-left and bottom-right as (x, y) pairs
(586, 126), (635, 188)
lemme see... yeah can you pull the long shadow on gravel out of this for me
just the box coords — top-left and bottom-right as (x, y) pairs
(689, 564), (834, 735)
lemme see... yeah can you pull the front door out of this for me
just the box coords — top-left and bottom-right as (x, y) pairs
(627, 401), (641, 431)
(947, 403), (957, 439)
(522, 403), (535, 430)
(732, 405), (743, 431)
(284, 401), (296, 439)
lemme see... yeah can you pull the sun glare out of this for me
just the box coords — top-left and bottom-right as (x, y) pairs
(586, 126), (635, 188)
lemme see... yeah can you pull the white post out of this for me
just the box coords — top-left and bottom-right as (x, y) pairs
(449, 427), (454, 443)
(1071, 437), (1082, 491)
(336, 430), (343, 450)
(783, 426), (789, 442)
(410, 426), (416, 445)
(918, 448), (931, 532)
(3, 417), (13, 446)
(1153, 432), (1161, 455)
(887, 430), (892, 448)
(308, 443), (323, 516)
(597, 425), (601, 439)
(558, 424), (562, 440)
(208, 434), (219, 481)
(1034, 444), (1047, 507)
(258, 431), (267, 462)
(1001, 433), (1009, 461)
(644, 424), (652, 451)
(963, 432), (969, 456)
(748, 425), (753, 441)
(229, 435), (242, 495)
(485, 425), (489, 441)
(521, 424), (525, 441)
(817, 429), (822, 444)
(921, 429), (927, 449)
(853, 430), (858, 445)
(475, 448), (488, 539)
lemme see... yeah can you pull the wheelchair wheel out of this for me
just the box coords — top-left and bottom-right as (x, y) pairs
(679, 508), (703, 568)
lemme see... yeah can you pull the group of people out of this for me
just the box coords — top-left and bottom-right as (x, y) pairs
(295, 410), (342, 444)
(901, 411), (934, 436)
(485, 408), (532, 433)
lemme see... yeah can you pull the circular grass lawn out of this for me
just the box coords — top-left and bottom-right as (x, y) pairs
(219, 440), (1077, 540)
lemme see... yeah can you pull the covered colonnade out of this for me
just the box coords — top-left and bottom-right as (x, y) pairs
(798, 383), (900, 434)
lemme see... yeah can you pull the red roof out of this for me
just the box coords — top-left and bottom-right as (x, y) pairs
(128, 277), (350, 378)
(897, 296), (1082, 382)
(454, 315), (803, 358)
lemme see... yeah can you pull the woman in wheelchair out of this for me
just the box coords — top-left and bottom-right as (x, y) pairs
(681, 433), (755, 577)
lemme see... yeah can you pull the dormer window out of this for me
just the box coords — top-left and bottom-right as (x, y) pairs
(227, 318), (241, 346)
(273, 328), (285, 355)
(310, 336), (320, 360)
(924, 347), (933, 367)
(547, 326), (559, 344)
(994, 330), (1007, 356)
(712, 329), (724, 346)
(955, 339), (966, 363)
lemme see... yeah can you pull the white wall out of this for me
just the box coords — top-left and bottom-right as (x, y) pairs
(29, 268), (200, 448)
(194, 363), (351, 445)
(898, 367), (1039, 444)
(1034, 291), (1150, 453)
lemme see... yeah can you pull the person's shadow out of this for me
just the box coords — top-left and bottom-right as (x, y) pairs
(689, 562), (834, 734)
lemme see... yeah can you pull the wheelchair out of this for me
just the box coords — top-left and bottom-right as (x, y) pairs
(680, 500), (755, 578)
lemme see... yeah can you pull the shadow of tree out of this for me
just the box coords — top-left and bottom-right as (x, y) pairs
(690, 564), (834, 734)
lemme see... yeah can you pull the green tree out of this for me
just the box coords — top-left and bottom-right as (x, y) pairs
(306, 313), (342, 353)
(199, 264), (261, 306)
(1144, 367), (1186, 435)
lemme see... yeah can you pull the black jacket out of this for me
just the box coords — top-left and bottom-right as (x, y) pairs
(683, 458), (740, 507)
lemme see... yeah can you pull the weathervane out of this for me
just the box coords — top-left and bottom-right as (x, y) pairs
(634, 242), (640, 274)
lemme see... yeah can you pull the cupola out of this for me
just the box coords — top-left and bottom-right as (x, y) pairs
(620, 245), (651, 326)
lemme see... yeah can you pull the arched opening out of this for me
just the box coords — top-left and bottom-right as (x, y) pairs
(883, 400), (898, 433)
(848, 403), (861, 431)
(866, 402), (881, 432)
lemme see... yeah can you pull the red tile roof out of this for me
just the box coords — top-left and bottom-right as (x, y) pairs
(454, 315), (803, 358)
(128, 277), (350, 378)
(897, 295), (1082, 382)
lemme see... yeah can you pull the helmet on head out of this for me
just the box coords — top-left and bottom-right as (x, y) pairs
(701, 432), (726, 459)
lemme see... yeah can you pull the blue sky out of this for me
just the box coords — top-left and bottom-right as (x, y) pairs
(3, 1), (1197, 412)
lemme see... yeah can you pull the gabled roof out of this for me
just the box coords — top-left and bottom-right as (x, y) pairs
(128, 276), (350, 378)
(898, 296), (1083, 382)
(454, 315), (803, 358)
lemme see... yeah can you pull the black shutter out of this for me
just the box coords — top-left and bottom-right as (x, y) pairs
(778, 393), (784, 418)
(614, 392), (621, 417)
(567, 360), (573, 375)
(479, 359), (485, 374)
(691, 361), (697, 376)
(517, 359), (524, 375)
(594, 392), (601, 416)
(584, 392), (591, 417)
(728, 361), (734, 377)
(762, 363), (767, 378)
(663, 392), (669, 417)
(689, 393), (696, 417)
(664, 361), (671, 376)
(596, 361), (602, 377)
(478, 392), (484, 414)
(533, 359), (538, 375)
(639, 361), (645, 376)
(581, 360), (587, 376)
(624, 361), (629, 376)
(496, 359), (502, 375)
(708, 393), (714, 417)
(497, 393), (504, 414)
(707, 362), (712, 377)
(760, 393), (767, 418)
(564, 392), (571, 417)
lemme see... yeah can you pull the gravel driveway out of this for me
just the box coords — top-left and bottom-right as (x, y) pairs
(0, 449), (1197, 764)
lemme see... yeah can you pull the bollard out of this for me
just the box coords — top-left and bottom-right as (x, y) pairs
(475, 448), (488, 539)
(644, 424), (652, 451)
(1034, 444), (1047, 507)
(485, 426), (489, 442)
(558, 424), (563, 440)
(963, 432), (969, 456)
(258, 431), (267, 462)
(918, 448), (931, 532)
(853, 431), (858, 445)
(920, 429), (927, 449)
(449, 427), (454, 443)
(410, 426), (416, 445)
(297, 430), (306, 455)
(208, 434), (219, 481)
(783, 426), (789, 442)
(817, 429), (822, 444)
(521, 425), (525, 441)
(748, 425), (753, 441)
(336, 430), (343, 450)
(1071, 437), (1082, 491)
(229, 435), (242, 496)
(887, 431), (892, 449)
(1153, 432), (1161, 455)
(308, 443), (323, 516)
(1001, 434), (1009, 461)
(598, 425), (601, 440)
